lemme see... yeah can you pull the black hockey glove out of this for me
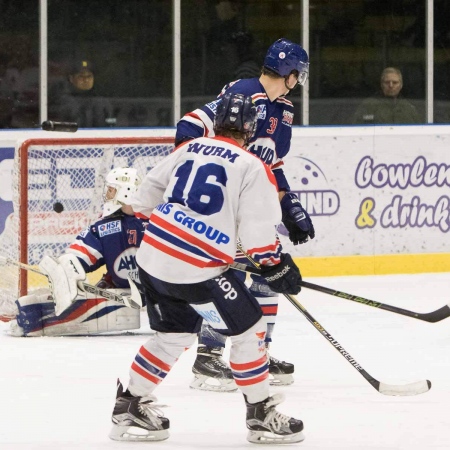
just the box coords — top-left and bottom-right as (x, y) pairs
(96, 273), (116, 289)
(280, 192), (315, 245)
(260, 253), (302, 295)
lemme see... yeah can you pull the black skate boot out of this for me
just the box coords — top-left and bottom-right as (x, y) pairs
(268, 355), (295, 386)
(190, 346), (237, 392)
(245, 393), (305, 444)
(109, 379), (169, 441)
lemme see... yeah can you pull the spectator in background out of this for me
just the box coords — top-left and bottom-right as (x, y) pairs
(49, 60), (115, 127)
(203, 1), (242, 92)
(10, 56), (39, 128)
(231, 32), (261, 80)
(352, 67), (421, 124)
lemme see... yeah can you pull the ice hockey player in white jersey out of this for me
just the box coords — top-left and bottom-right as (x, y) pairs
(109, 93), (305, 444)
(176, 38), (315, 390)
(10, 167), (146, 337)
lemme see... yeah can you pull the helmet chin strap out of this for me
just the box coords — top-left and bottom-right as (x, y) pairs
(284, 76), (299, 93)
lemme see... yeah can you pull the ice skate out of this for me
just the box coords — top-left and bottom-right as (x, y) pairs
(190, 346), (237, 392)
(245, 393), (304, 444)
(268, 354), (295, 386)
(109, 379), (169, 441)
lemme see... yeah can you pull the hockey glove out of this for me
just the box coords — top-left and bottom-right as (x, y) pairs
(96, 273), (116, 289)
(280, 192), (315, 245)
(260, 253), (302, 295)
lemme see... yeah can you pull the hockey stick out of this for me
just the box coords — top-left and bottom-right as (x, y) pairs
(231, 256), (431, 396)
(0, 257), (142, 310)
(301, 280), (450, 323)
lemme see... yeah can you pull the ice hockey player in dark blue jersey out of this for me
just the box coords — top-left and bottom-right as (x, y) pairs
(176, 38), (315, 390)
(10, 167), (147, 337)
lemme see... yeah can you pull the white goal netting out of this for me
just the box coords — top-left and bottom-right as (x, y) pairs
(0, 137), (174, 319)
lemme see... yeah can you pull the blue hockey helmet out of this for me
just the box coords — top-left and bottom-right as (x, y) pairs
(214, 93), (257, 143)
(264, 38), (309, 85)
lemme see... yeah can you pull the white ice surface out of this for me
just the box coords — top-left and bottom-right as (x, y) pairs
(1, 272), (450, 450)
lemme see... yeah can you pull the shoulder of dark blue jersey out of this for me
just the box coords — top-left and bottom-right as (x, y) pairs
(220, 77), (261, 98)
(88, 211), (144, 237)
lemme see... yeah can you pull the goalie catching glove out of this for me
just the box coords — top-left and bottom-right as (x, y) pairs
(280, 192), (315, 245)
(260, 253), (302, 295)
(39, 254), (86, 315)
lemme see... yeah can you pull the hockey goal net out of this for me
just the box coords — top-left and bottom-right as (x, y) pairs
(0, 137), (174, 319)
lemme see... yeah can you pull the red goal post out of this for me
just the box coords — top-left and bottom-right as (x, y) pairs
(0, 137), (174, 319)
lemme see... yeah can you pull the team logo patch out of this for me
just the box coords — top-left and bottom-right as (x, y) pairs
(282, 110), (294, 126)
(114, 248), (139, 281)
(256, 104), (266, 120)
(98, 220), (122, 237)
(206, 99), (220, 114)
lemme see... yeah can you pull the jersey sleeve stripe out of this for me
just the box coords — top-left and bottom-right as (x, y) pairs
(235, 243), (282, 266)
(185, 109), (215, 137)
(67, 243), (99, 265)
(134, 211), (150, 220)
(252, 93), (267, 102)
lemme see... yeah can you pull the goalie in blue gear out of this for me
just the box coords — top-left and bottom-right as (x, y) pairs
(176, 38), (314, 391)
(10, 167), (147, 337)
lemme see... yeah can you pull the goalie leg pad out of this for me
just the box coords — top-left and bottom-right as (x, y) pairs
(13, 291), (140, 337)
(39, 300), (140, 336)
(13, 290), (54, 336)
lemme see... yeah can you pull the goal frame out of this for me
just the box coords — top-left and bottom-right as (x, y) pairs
(16, 136), (175, 298)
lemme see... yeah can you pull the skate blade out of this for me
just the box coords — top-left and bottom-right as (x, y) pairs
(247, 429), (305, 444)
(109, 424), (169, 441)
(190, 375), (238, 392)
(269, 373), (294, 386)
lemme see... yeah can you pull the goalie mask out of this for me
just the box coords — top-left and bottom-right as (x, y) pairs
(102, 167), (141, 217)
(264, 38), (309, 86)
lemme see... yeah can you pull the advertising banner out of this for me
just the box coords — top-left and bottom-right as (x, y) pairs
(0, 126), (448, 276)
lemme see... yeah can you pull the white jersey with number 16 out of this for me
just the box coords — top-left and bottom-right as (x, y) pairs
(131, 135), (282, 284)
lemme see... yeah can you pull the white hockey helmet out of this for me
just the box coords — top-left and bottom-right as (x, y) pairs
(102, 167), (141, 217)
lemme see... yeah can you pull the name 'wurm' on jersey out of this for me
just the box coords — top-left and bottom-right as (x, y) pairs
(131, 135), (283, 284)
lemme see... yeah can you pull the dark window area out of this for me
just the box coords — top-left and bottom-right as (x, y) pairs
(0, 0), (448, 128)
